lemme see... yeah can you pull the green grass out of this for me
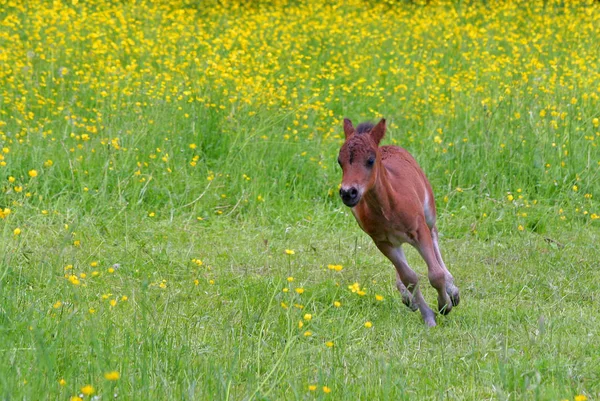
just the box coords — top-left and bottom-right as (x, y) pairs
(2, 212), (599, 399)
(1, 0), (600, 399)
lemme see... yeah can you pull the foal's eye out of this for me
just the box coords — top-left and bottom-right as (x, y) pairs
(366, 156), (375, 167)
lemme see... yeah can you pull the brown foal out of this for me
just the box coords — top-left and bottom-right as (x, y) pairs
(338, 118), (460, 326)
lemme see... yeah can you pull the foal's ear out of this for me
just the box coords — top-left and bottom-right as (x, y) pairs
(370, 118), (386, 145)
(343, 118), (355, 139)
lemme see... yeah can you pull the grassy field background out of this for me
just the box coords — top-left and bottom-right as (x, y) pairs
(1, 0), (599, 399)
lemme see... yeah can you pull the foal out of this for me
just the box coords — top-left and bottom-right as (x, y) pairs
(338, 118), (460, 326)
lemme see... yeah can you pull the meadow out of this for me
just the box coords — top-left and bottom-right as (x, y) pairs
(1, 0), (599, 399)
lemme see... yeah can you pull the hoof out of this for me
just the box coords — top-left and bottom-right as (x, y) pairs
(423, 312), (437, 327)
(438, 302), (453, 315)
(397, 281), (418, 312)
(438, 294), (453, 315)
(402, 296), (419, 312)
(446, 284), (460, 307)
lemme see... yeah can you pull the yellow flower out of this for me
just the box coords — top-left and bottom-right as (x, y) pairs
(364, 321), (373, 328)
(298, 321), (304, 328)
(287, 276), (294, 282)
(375, 294), (384, 301)
(70, 397), (82, 401)
(59, 379), (66, 386)
(303, 313), (312, 321)
(13, 228), (21, 236)
(303, 330), (312, 337)
(333, 301), (341, 308)
(308, 385), (317, 391)
(295, 288), (304, 294)
(325, 341), (334, 347)
(507, 194), (514, 201)
(518, 225), (524, 231)
(323, 386), (331, 393)
(575, 396), (587, 401)
(28, 170), (38, 177)
(0, 208), (10, 219)
(80, 385), (94, 396)
(104, 371), (120, 381)
(348, 282), (360, 293)
(53, 301), (62, 309)
(285, 249), (295, 255)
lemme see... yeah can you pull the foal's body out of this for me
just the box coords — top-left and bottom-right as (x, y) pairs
(338, 119), (459, 326)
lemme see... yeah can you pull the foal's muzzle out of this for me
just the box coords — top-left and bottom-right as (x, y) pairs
(340, 187), (360, 207)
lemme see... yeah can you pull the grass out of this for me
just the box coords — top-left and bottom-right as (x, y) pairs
(2, 213), (599, 399)
(1, 0), (600, 399)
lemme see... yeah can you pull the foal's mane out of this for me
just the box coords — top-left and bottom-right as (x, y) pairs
(355, 122), (375, 135)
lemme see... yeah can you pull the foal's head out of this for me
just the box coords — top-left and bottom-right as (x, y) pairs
(337, 118), (386, 207)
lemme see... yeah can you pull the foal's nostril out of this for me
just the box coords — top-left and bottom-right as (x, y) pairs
(349, 188), (358, 198)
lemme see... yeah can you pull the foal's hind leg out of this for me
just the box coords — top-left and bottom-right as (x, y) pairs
(376, 242), (436, 326)
(414, 224), (453, 315)
(431, 226), (460, 307)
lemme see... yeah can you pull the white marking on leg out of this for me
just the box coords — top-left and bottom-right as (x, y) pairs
(423, 192), (435, 228)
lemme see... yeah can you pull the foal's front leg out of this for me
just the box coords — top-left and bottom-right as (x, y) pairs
(395, 271), (418, 312)
(376, 242), (437, 327)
